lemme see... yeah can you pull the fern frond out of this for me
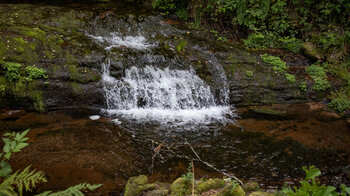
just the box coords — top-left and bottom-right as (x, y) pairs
(12, 166), (47, 195)
(35, 183), (102, 196)
(0, 172), (20, 196)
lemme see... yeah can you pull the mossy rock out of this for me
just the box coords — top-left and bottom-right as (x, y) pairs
(124, 175), (156, 196)
(143, 188), (169, 196)
(215, 185), (245, 196)
(249, 191), (274, 196)
(302, 42), (322, 61)
(196, 178), (225, 193)
(246, 106), (291, 120)
(242, 181), (260, 192)
(170, 177), (192, 196)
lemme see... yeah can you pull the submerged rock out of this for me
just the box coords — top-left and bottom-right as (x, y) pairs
(243, 106), (289, 120)
(0, 109), (25, 120)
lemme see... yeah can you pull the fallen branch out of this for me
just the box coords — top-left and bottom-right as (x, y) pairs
(184, 138), (243, 185)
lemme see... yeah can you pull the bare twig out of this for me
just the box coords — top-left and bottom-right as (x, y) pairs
(146, 139), (243, 185)
(192, 159), (195, 196)
(184, 139), (243, 185)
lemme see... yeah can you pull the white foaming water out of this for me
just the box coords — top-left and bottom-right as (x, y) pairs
(101, 61), (234, 124)
(88, 33), (154, 50)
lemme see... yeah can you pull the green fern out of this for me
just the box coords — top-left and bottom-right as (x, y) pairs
(36, 183), (102, 196)
(14, 166), (47, 194)
(0, 173), (18, 196)
(0, 130), (102, 196)
(0, 166), (47, 196)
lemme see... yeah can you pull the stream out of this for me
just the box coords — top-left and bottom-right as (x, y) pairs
(0, 2), (349, 195)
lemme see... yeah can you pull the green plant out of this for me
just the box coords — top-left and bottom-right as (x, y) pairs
(0, 129), (30, 178)
(285, 73), (296, 83)
(282, 166), (350, 196)
(261, 54), (287, 73)
(306, 64), (330, 91)
(244, 34), (303, 53)
(1, 62), (22, 81)
(176, 40), (187, 52)
(244, 33), (270, 49)
(0, 130), (102, 196)
(299, 81), (307, 91)
(182, 163), (193, 186)
(329, 90), (350, 113)
(246, 70), (253, 77)
(0, 85), (5, 96)
(24, 66), (48, 81)
(277, 37), (303, 53)
(210, 30), (227, 42)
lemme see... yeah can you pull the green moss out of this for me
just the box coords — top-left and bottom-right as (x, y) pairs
(30, 90), (45, 112)
(261, 54), (287, 73)
(0, 42), (6, 59)
(261, 92), (277, 104)
(0, 84), (5, 96)
(242, 181), (260, 192)
(216, 185), (246, 196)
(249, 106), (287, 117)
(1, 36), (38, 64)
(246, 70), (253, 78)
(70, 82), (84, 95)
(21, 27), (46, 42)
(249, 191), (274, 196)
(124, 175), (156, 196)
(11, 77), (26, 98)
(196, 178), (225, 193)
(43, 50), (54, 59)
(170, 177), (191, 196)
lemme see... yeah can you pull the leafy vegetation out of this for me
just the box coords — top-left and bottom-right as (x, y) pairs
(329, 90), (350, 113)
(282, 166), (350, 196)
(246, 70), (253, 78)
(244, 33), (303, 53)
(0, 84), (5, 96)
(285, 73), (296, 83)
(1, 62), (22, 81)
(24, 66), (48, 81)
(261, 54), (287, 73)
(306, 64), (330, 91)
(175, 39), (188, 52)
(182, 163), (193, 186)
(299, 81), (307, 92)
(0, 129), (102, 196)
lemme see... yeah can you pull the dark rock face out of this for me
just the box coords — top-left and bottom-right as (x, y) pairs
(0, 4), (105, 111)
(0, 3), (327, 111)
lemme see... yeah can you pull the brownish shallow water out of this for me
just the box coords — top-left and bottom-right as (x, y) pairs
(0, 104), (349, 195)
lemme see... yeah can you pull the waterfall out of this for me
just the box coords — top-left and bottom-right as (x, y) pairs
(90, 30), (235, 125)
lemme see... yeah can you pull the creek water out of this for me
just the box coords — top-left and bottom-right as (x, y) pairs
(2, 6), (350, 195)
